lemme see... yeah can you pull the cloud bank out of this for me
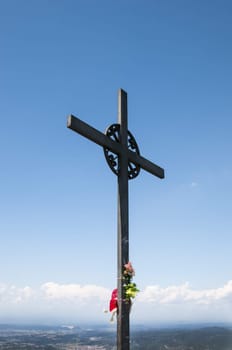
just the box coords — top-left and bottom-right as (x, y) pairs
(1, 280), (232, 323)
(41, 282), (109, 301)
(0, 284), (34, 304)
(138, 280), (232, 305)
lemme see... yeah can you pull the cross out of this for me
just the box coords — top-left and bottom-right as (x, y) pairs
(67, 89), (164, 350)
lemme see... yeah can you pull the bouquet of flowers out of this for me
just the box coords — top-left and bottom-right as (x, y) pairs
(108, 261), (139, 322)
(123, 262), (139, 301)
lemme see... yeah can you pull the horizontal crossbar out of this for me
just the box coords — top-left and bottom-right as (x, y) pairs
(67, 114), (164, 179)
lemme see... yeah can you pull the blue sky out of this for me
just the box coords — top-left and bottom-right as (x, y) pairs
(1, 0), (232, 325)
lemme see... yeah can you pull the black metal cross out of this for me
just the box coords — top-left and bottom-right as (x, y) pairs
(67, 89), (164, 350)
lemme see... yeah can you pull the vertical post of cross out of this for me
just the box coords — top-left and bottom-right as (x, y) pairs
(117, 89), (130, 350)
(66, 88), (165, 349)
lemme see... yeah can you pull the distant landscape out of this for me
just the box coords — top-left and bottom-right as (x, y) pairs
(1, 324), (232, 349)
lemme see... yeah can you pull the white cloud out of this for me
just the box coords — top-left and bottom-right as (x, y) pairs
(1, 280), (232, 323)
(0, 283), (34, 304)
(41, 282), (110, 302)
(1, 281), (232, 306)
(138, 280), (232, 305)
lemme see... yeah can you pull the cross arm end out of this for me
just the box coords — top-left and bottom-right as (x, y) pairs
(66, 114), (121, 154)
(67, 114), (75, 129)
(128, 151), (165, 179)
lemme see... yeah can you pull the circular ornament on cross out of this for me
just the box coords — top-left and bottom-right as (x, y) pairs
(103, 124), (141, 179)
